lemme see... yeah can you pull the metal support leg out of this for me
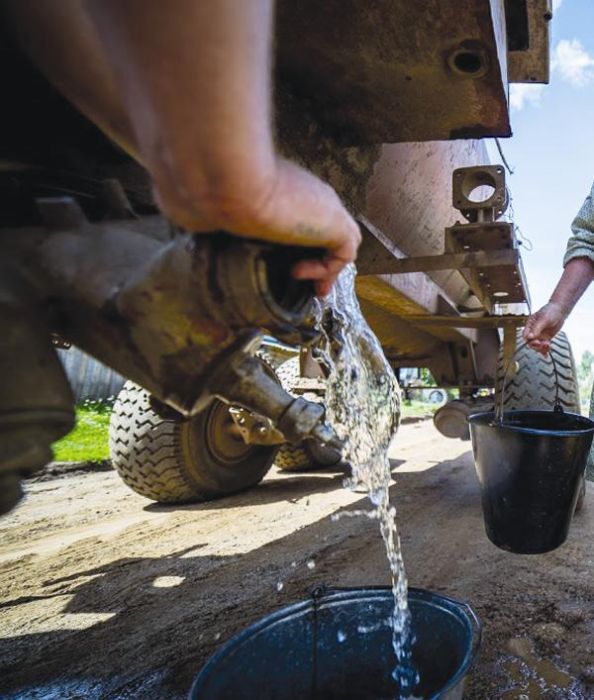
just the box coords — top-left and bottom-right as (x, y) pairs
(0, 266), (75, 513)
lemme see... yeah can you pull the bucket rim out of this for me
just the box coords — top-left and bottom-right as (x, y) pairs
(189, 586), (481, 700)
(467, 409), (594, 437)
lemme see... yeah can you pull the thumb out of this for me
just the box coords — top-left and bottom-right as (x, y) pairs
(523, 315), (538, 340)
(525, 309), (552, 340)
(530, 316), (550, 338)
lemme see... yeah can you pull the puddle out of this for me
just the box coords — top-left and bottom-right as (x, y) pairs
(501, 636), (585, 699)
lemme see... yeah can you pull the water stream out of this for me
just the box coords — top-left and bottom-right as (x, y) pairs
(317, 264), (418, 698)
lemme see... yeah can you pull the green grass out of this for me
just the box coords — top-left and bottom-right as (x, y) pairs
(53, 402), (112, 463)
(400, 400), (440, 419)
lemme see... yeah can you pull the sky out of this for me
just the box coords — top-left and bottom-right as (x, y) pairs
(486, 0), (594, 361)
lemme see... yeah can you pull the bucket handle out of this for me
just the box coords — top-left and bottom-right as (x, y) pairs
(496, 340), (563, 423)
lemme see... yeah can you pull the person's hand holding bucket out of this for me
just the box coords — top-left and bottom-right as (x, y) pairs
(523, 301), (567, 356)
(524, 257), (594, 356)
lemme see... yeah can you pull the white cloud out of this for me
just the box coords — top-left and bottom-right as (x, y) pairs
(510, 33), (594, 111)
(552, 38), (594, 87)
(553, 0), (564, 11)
(510, 83), (545, 110)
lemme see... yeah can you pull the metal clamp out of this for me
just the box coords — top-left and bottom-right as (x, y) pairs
(496, 340), (562, 423)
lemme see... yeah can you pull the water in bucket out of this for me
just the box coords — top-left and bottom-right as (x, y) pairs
(189, 588), (481, 700)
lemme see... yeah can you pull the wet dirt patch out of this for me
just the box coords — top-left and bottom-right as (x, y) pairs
(1, 422), (593, 699)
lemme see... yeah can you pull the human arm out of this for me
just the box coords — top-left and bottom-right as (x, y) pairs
(523, 258), (594, 355)
(84, 0), (360, 295)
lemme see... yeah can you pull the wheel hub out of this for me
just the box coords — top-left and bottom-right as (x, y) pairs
(205, 402), (256, 465)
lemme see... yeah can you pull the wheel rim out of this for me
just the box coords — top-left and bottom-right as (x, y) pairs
(429, 390), (445, 404)
(205, 401), (256, 465)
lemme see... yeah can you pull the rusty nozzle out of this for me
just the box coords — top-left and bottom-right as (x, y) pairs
(210, 353), (343, 450)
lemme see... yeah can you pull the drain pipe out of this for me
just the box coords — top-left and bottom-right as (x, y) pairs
(5, 199), (319, 416)
(0, 200), (341, 508)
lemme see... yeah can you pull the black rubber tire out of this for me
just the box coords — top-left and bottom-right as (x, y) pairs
(273, 357), (341, 472)
(496, 331), (580, 413)
(275, 443), (311, 472)
(275, 439), (342, 472)
(274, 356), (301, 391)
(109, 381), (278, 504)
(496, 330), (585, 511)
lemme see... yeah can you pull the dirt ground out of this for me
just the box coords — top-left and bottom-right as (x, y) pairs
(2, 420), (594, 699)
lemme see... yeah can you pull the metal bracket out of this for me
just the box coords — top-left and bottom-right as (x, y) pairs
(507, 0), (552, 84)
(228, 406), (285, 446)
(445, 221), (530, 310)
(357, 248), (519, 275)
(401, 314), (528, 329)
(452, 165), (508, 222)
(357, 213), (529, 312)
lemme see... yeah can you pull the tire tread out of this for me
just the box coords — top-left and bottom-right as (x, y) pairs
(496, 331), (580, 412)
(109, 382), (198, 502)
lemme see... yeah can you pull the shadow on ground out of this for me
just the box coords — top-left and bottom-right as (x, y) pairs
(3, 448), (594, 699)
(0, 455), (467, 699)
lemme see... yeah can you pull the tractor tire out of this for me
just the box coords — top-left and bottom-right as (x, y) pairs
(109, 381), (278, 504)
(274, 356), (301, 390)
(275, 443), (311, 472)
(273, 357), (341, 472)
(496, 331), (585, 512)
(496, 331), (579, 413)
(275, 439), (342, 472)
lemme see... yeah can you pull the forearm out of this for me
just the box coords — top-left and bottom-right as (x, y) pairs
(85, 0), (359, 294)
(549, 257), (594, 315)
(85, 0), (277, 230)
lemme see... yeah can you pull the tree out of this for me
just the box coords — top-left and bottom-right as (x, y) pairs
(578, 350), (594, 383)
(578, 350), (594, 414)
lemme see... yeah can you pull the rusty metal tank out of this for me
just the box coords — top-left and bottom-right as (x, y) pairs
(0, 0), (550, 507)
(272, 0), (547, 390)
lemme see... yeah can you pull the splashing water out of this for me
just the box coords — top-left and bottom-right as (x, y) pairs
(318, 264), (417, 698)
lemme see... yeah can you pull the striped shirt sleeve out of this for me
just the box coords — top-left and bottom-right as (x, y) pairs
(564, 181), (594, 266)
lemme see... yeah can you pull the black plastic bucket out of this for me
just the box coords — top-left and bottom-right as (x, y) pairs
(468, 409), (594, 554)
(189, 587), (481, 700)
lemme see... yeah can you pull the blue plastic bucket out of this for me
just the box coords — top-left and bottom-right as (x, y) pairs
(189, 587), (481, 699)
